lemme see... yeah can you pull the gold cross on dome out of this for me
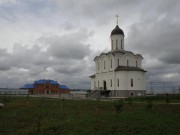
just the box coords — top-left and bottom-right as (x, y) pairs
(116, 14), (119, 25)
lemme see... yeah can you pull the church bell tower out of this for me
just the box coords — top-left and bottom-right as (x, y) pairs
(110, 15), (125, 51)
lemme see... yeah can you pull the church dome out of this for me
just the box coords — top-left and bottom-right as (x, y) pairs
(111, 25), (124, 36)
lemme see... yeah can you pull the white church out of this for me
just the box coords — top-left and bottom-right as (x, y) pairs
(90, 19), (147, 97)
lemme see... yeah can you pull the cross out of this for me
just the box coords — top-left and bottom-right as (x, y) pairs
(116, 14), (119, 25)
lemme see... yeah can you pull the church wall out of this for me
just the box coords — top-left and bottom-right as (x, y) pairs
(135, 55), (143, 68)
(90, 78), (95, 90)
(114, 53), (142, 68)
(123, 53), (136, 67)
(95, 73), (101, 89)
(109, 90), (146, 97)
(107, 55), (114, 72)
(115, 71), (146, 90)
(92, 71), (146, 91)
(114, 53), (124, 68)
(127, 71), (146, 90)
(115, 71), (128, 90)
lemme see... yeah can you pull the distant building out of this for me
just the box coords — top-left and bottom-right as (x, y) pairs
(21, 79), (70, 95)
(90, 18), (147, 97)
(0, 88), (28, 95)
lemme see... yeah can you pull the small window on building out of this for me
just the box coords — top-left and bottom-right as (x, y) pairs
(98, 81), (99, 88)
(136, 60), (138, 67)
(131, 79), (133, 87)
(127, 59), (129, 66)
(118, 59), (119, 66)
(111, 59), (112, 68)
(111, 79), (112, 87)
(116, 39), (118, 49)
(94, 81), (96, 88)
(117, 79), (119, 87)
(104, 61), (106, 69)
(98, 62), (100, 70)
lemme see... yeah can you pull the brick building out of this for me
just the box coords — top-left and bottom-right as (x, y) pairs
(21, 79), (70, 95)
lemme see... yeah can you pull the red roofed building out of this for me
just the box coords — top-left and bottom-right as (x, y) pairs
(21, 79), (70, 95)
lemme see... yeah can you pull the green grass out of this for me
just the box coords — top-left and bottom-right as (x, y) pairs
(0, 96), (180, 135)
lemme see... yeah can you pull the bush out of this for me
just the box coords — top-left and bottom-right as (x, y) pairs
(113, 100), (123, 113)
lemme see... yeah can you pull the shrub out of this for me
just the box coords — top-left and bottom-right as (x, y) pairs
(114, 100), (123, 114)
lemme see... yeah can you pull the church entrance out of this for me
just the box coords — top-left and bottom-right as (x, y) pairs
(103, 80), (107, 90)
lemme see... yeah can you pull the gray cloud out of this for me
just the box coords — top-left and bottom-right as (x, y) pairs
(0, 29), (96, 89)
(40, 31), (92, 59)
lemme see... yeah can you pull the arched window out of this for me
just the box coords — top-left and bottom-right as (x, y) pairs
(98, 62), (100, 70)
(104, 61), (106, 69)
(117, 79), (119, 87)
(111, 59), (112, 68)
(127, 59), (129, 66)
(136, 60), (138, 67)
(116, 39), (118, 49)
(121, 39), (123, 49)
(131, 79), (133, 87)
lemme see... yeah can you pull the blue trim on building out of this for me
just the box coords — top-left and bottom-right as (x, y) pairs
(59, 85), (69, 90)
(34, 79), (59, 85)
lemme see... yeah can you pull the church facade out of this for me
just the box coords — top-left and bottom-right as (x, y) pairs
(90, 23), (146, 97)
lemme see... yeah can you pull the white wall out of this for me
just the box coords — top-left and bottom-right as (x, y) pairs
(91, 71), (146, 91)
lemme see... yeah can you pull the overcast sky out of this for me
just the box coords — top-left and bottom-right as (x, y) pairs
(0, 0), (180, 90)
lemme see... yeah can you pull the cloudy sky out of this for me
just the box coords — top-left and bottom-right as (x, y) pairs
(0, 0), (180, 90)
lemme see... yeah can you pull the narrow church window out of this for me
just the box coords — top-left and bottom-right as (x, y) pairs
(111, 59), (112, 68)
(98, 81), (99, 88)
(104, 61), (106, 69)
(131, 79), (133, 87)
(98, 62), (100, 70)
(117, 79), (119, 87)
(136, 60), (138, 67)
(116, 39), (118, 49)
(121, 39), (123, 49)
(111, 79), (112, 87)
(127, 59), (129, 66)
(118, 59), (119, 66)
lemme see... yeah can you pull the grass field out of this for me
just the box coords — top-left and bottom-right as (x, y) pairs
(0, 96), (180, 135)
